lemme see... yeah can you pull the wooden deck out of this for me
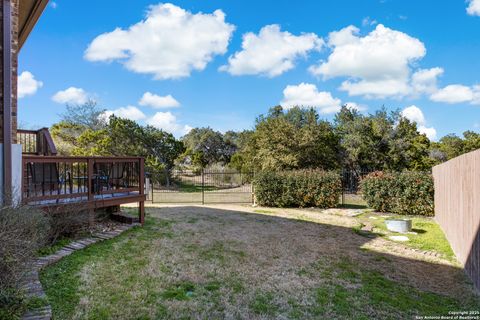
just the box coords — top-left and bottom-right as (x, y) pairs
(22, 155), (145, 224)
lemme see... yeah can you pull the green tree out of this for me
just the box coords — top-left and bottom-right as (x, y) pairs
(434, 134), (465, 160)
(388, 117), (432, 171)
(334, 106), (432, 171)
(462, 130), (480, 153)
(181, 127), (236, 168)
(51, 103), (184, 181)
(237, 106), (340, 171)
(51, 100), (108, 155)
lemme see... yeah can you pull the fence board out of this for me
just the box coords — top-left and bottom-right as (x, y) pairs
(432, 149), (480, 292)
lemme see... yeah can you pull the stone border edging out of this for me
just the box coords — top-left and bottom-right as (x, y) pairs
(22, 223), (141, 320)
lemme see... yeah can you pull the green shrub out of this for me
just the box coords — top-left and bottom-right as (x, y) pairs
(254, 170), (341, 208)
(360, 171), (434, 216)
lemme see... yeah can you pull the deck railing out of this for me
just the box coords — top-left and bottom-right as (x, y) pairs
(17, 128), (57, 155)
(22, 156), (145, 207)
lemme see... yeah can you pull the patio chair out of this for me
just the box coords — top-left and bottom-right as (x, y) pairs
(92, 162), (127, 191)
(27, 162), (69, 202)
(109, 163), (127, 189)
(93, 163), (110, 194)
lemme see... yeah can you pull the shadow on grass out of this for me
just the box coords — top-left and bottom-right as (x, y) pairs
(412, 228), (427, 234)
(337, 203), (367, 209)
(40, 205), (480, 319)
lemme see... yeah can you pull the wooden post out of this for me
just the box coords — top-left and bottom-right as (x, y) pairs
(139, 157), (145, 225)
(2, 0), (13, 205)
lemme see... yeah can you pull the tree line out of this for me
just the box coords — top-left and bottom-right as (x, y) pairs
(50, 102), (480, 175)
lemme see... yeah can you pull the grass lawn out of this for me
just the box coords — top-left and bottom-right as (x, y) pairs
(37, 238), (73, 257)
(40, 205), (479, 319)
(354, 211), (457, 262)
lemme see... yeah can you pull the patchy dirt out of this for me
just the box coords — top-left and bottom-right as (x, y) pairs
(146, 204), (472, 298)
(47, 204), (479, 319)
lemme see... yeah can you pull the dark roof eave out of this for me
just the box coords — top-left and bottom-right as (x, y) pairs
(18, 0), (49, 50)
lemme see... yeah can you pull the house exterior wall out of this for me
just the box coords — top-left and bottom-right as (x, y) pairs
(1, 0), (19, 144)
(0, 143), (21, 204)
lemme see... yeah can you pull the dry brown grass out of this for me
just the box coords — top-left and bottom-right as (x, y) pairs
(41, 204), (480, 319)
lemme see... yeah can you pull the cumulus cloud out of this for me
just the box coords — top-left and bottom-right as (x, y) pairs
(401, 105), (425, 124)
(344, 102), (368, 112)
(220, 24), (323, 77)
(146, 111), (192, 135)
(401, 105), (437, 140)
(52, 87), (88, 104)
(430, 84), (477, 104)
(139, 92), (180, 109)
(280, 83), (341, 114)
(18, 71), (43, 98)
(101, 106), (146, 121)
(467, 0), (480, 16)
(85, 3), (235, 80)
(309, 24), (426, 98)
(411, 67), (444, 95)
(418, 126), (437, 141)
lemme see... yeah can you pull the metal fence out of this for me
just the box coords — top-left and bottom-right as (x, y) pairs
(340, 169), (375, 207)
(151, 169), (254, 204)
(148, 168), (374, 206)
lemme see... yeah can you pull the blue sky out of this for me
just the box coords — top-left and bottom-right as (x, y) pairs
(18, 0), (480, 140)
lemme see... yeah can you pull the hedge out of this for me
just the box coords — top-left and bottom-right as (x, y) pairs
(253, 170), (341, 208)
(360, 171), (434, 216)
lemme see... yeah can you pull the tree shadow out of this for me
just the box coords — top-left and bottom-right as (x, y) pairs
(146, 205), (479, 315)
(465, 223), (480, 293)
(337, 203), (367, 209)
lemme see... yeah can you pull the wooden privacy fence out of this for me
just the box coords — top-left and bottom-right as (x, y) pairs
(433, 149), (480, 292)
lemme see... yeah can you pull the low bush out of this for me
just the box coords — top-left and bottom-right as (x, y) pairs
(360, 171), (434, 216)
(254, 170), (341, 208)
(45, 205), (95, 243)
(0, 206), (50, 315)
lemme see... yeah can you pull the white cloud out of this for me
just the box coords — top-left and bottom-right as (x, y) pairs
(472, 85), (480, 105)
(401, 105), (437, 140)
(85, 3), (235, 80)
(362, 17), (377, 27)
(467, 0), (480, 16)
(220, 24), (323, 77)
(102, 106), (146, 121)
(50, 1), (57, 9)
(344, 102), (367, 112)
(411, 67), (444, 95)
(430, 84), (474, 104)
(139, 92), (180, 109)
(309, 24), (426, 98)
(401, 105), (425, 125)
(18, 71), (43, 98)
(52, 87), (88, 104)
(280, 83), (341, 114)
(146, 111), (192, 135)
(418, 126), (437, 141)
(339, 78), (411, 98)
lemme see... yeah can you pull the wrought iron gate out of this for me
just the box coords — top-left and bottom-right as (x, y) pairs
(151, 169), (254, 204)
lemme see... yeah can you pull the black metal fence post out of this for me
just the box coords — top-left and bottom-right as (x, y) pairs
(201, 169), (205, 205)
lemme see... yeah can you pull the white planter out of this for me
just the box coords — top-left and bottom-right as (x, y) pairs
(385, 219), (412, 233)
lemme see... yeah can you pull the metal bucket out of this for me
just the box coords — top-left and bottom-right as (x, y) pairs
(385, 219), (412, 233)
